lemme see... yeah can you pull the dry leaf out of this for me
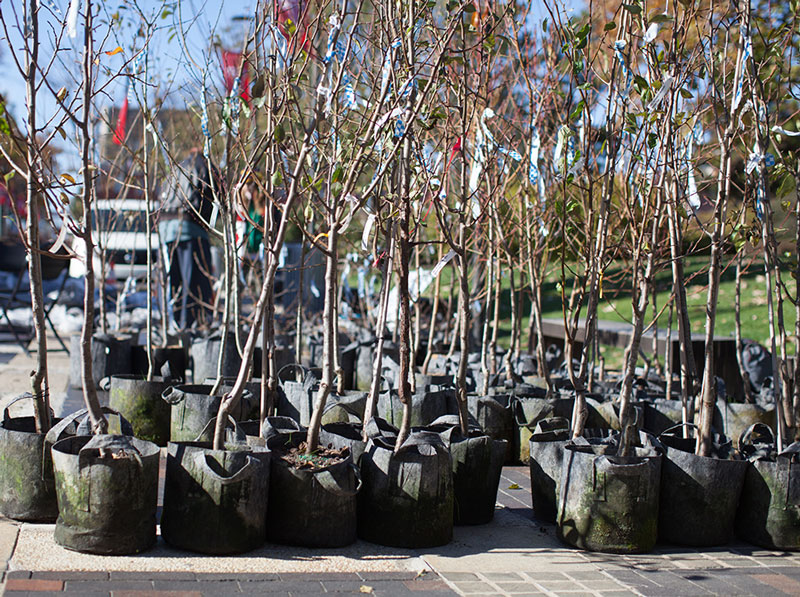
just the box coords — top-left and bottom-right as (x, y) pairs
(359, 585), (373, 593)
(105, 46), (123, 56)
(56, 87), (67, 102)
(508, 483), (520, 490)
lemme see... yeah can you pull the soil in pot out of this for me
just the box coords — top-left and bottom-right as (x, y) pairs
(51, 434), (159, 555)
(358, 431), (453, 548)
(319, 422), (368, 465)
(266, 436), (359, 548)
(161, 441), (270, 555)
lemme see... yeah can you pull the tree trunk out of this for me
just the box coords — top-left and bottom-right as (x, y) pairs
(24, 0), (51, 433)
(306, 228), (337, 453)
(79, 0), (108, 435)
(361, 230), (394, 440)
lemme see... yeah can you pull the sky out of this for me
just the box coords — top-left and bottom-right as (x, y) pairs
(0, 0), (574, 172)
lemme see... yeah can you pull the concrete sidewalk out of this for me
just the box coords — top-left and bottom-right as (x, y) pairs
(2, 340), (800, 596)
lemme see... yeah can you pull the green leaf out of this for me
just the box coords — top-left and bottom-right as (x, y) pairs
(604, 22), (617, 31)
(0, 118), (9, 136)
(569, 100), (585, 121)
(332, 165), (343, 183)
(271, 169), (282, 186)
(679, 88), (693, 99)
(623, 3), (642, 14)
(649, 13), (673, 24)
(274, 123), (285, 143)
(777, 173), (796, 199)
(463, 3), (475, 13)
(4, 171), (14, 182)
(251, 75), (266, 98)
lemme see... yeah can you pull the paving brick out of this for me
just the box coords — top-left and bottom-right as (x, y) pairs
(322, 580), (389, 592)
(151, 581), (207, 592)
(404, 579), (452, 592)
(109, 572), (195, 581)
(111, 592), (202, 597)
(286, 572), (362, 582)
(522, 571), (569, 581)
(5, 592), (75, 597)
(65, 580), (153, 592)
(719, 572), (790, 595)
(452, 581), (495, 593)
(753, 573), (800, 595)
(765, 566), (800, 578)
(337, 580), (411, 594)
(493, 581), (541, 593)
(373, 591), (455, 597)
(238, 580), (323, 594)
(565, 570), (610, 581)
(441, 572), (479, 581)
(636, 587), (713, 597)
(6, 570), (32, 580)
(576, 580), (627, 591)
(32, 571), (109, 581)
(5, 578), (64, 592)
(531, 579), (584, 592)
(598, 592), (638, 597)
(358, 572), (420, 581)
(479, 572), (524, 581)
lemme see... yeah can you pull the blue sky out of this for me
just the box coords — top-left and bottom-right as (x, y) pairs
(0, 0), (572, 171)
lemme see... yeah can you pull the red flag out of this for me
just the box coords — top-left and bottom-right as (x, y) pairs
(113, 79), (129, 146)
(275, 0), (312, 55)
(222, 50), (250, 105)
(112, 96), (129, 145)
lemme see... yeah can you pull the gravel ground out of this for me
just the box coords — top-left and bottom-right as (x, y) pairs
(12, 524), (428, 574)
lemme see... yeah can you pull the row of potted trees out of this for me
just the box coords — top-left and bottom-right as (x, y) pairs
(0, 0), (799, 557)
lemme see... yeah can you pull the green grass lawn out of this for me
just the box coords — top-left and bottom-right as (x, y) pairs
(535, 255), (796, 350)
(412, 253), (797, 366)
(350, 250), (797, 368)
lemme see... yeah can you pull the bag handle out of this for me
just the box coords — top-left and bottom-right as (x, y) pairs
(315, 461), (362, 497)
(192, 415), (247, 443)
(196, 452), (255, 485)
(395, 431), (449, 457)
(98, 376), (112, 392)
(510, 396), (530, 427)
(277, 363), (308, 384)
(739, 422), (775, 449)
(657, 422), (697, 440)
(3, 393), (54, 423)
(162, 386), (186, 405)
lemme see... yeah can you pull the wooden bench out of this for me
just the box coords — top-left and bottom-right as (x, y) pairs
(540, 317), (744, 400)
